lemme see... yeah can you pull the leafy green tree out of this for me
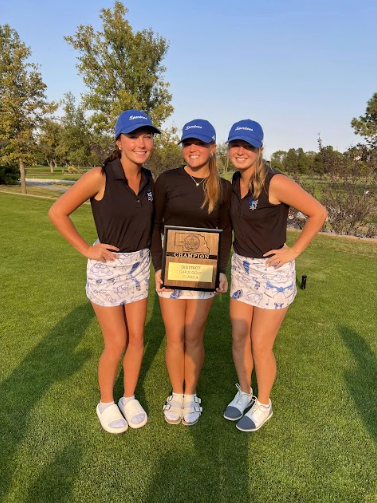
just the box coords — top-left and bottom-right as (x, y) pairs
(148, 128), (182, 177)
(216, 143), (233, 174)
(316, 137), (344, 175)
(37, 119), (62, 172)
(351, 93), (377, 148)
(296, 148), (309, 174)
(65, 1), (173, 152)
(0, 25), (56, 193)
(283, 148), (298, 174)
(56, 93), (93, 167)
(270, 150), (286, 172)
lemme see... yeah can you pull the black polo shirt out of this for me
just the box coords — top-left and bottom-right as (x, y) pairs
(230, 170), (289, 258)
(150, 166), (232, 273)
(90, 159), (154, 253)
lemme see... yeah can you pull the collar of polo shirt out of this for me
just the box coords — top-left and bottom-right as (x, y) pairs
(112, 159), (149, 188)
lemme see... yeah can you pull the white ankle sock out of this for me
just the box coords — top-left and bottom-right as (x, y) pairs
(119, 396), (145, 424)
(183, 394), (200, 424)
(99, 401), (127, 429)
(164, 393), (183, 422)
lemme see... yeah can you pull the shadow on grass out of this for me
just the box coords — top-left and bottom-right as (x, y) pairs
(138, 292), (166, 405)
(25, 443), (82, 503)
(0, 304), (93, 500)
(143, 294), (251, 502)
(340, 325), (377, 443)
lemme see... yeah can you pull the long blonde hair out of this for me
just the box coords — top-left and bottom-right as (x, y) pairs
(202, 151), (222, 213)
(249, 149), (268, 199)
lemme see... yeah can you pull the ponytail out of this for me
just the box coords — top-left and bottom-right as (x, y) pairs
(102, 148), (121, 174)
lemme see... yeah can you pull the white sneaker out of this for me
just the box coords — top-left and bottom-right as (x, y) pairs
(223, 383), (255, 421)
(236, 399), (273, 432)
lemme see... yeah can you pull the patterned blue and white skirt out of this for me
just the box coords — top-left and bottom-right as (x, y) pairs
(230, 252), (297, 310)
(86, 247), (150, 307)
(157, 289), (215, 300)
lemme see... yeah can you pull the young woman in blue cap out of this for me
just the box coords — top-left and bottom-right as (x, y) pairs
(151, 119), (232, 425)
(49, 110), (160, 434)
(223, 119), (327, 432)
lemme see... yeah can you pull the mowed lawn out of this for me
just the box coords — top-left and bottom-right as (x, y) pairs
(0, 192), (376, 503)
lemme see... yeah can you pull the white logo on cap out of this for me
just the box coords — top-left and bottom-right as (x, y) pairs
(186, 125), (202, 129)
(235, 127), (253, 131)
(130, 115), (147, 120)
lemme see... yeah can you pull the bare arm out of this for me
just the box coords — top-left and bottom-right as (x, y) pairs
(48, 168), (119, 261)
(264, 174), (328, 268)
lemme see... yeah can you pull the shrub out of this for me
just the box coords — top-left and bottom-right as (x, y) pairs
(0, 165), (19, 185)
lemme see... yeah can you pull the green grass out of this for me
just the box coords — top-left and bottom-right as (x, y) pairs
(0, 193), (376, 503)
(0, 184), (68, 199)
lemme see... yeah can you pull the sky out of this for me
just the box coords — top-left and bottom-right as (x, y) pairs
(1, 0), (376, 158)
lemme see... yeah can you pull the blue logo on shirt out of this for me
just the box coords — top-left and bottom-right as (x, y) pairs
(249, 197), (258, 210)
(147, 190), (153, 202)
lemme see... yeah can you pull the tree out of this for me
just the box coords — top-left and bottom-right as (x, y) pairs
(270, 150), (286, 172)
(65, 1), (173, 153)
(56, 92), (94, 167)
(296, 148), (309, 174)
(316, 137), (344, 176)
(351, 93), (377, 148)
(147, 128), (182, 177)
(0, 25), (56, 193)
(283, 148), (298, 174)
(37, 119), (62, 172)
(216, 143), (232, 174)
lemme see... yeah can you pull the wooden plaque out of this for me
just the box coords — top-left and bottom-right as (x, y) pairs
(161, 226), (222, 291)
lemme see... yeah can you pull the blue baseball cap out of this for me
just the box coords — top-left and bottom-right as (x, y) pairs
(179, 119), (216, 144)
(115, 109), (161, 139)
(227, 119), (264, 148)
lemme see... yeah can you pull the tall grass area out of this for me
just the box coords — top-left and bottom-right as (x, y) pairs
(0, 193), (376, 503)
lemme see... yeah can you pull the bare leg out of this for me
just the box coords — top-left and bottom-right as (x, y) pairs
(91, 303), (128, 403)
(230, 298), (254, 393)
(251, 306), (289, 404)
(122, 298), (148, 397)
(184, 298), (214, 395)
(159, 297), (186, 393)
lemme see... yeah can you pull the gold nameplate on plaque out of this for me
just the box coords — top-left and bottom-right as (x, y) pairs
(161, 226), (222, 291)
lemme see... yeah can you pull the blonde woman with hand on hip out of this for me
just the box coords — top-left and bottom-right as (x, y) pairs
(224, 119), (327, 432)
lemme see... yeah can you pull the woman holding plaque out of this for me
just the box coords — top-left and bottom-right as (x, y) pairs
(151, 119), (232, 425)
(49, 110), (160, 434)
(223, 119), (327, 432)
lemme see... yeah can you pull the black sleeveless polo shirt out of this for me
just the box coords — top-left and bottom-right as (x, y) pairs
(150, 166), (232, 273)
(90, 159), (154, 253)
(230, 169), (289, 258)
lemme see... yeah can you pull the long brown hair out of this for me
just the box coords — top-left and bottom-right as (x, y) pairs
(249, 149), (268, 199)
(102, 148), (121, 174)
(202, 150), (222, 213)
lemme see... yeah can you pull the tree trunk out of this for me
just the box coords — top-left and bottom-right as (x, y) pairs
(49, 160), (54, 173)
(19, 159), (27, 194)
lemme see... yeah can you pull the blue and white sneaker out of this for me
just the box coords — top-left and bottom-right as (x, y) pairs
(224, 384), (255, 421)
(236, 399), (273, 432)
